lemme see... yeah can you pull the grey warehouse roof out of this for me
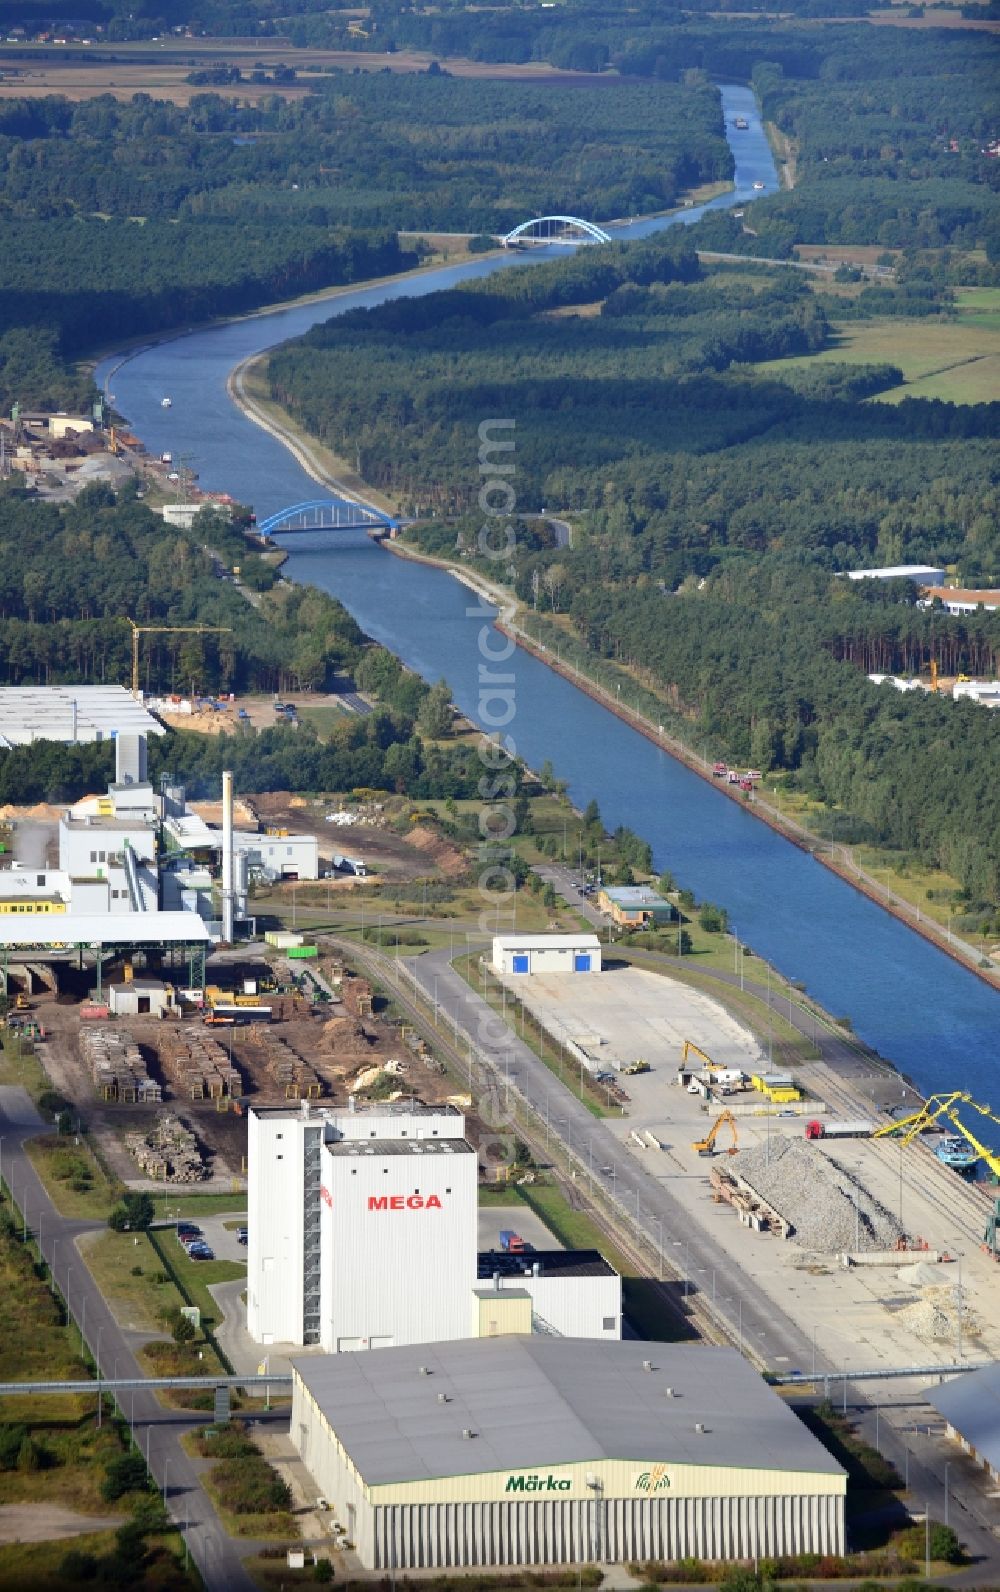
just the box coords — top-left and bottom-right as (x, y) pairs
(291, 1338), (844, 1485)
(928, 1363), (1000, 1472)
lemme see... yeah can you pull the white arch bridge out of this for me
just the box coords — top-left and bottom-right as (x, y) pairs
(255, 499), (398, 538)
(501, 215), (612, 249)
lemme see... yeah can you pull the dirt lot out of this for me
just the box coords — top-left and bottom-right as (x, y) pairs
(250, 792), (467, 882)
(24, 950), (467, 1190)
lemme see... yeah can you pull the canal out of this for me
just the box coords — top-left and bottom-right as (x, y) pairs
(97, 84), (999, 1106)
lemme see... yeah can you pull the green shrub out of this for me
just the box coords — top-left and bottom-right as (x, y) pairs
(16, 1435), (43, 1472)
(108, 1191), (155, 1232)
(101, 1452), (148, 1501)
(57, 1549), (98, 1581)
(0, 1423), (27, 1470)
(213, 1453), (292, 1514)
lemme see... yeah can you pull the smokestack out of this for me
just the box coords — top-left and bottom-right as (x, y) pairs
(222, 769), (234, 943)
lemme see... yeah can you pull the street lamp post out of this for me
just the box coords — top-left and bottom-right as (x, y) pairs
(944, 1461), (950, 1527)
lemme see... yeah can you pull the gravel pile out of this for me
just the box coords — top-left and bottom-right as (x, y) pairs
(895, 1286), (975, 1343)
(731, 1138), (904, 1253)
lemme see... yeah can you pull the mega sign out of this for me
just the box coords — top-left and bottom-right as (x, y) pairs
(505, 1474), (571, 1493)
(367, 1194), (443, 1211)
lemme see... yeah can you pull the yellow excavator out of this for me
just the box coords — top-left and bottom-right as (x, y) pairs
(692, 1110), (739, 1158)
(682, 1039), (714, 1070)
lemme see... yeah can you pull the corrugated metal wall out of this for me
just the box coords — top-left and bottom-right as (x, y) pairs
(372, 1493), (844, 1568)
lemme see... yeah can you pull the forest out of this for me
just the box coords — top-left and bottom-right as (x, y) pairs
(0, 474), (508, 806)
(0, 478), (365, 697)
(266, 222), (1000, 909)
(0, 71), (726, 406)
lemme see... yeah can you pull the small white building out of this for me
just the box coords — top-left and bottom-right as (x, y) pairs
(492, 933), (601, 977)
(107, 979), (175, 1018)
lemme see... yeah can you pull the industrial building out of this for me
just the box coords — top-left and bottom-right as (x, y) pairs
(844, 564), (945, 586)
(598, 886), (674, 928)
(928, 1363), (1000, 1484)
(492, 933), (602, 977)
(290, 1338), (846, 1569)
(920, 585), (1000, 615)
(247, 1102), (621, 1350)
(0, 685), (164, 748)
(0, 730), (308, 971)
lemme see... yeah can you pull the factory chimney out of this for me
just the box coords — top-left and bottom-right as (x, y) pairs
(222, 769), (235, 943)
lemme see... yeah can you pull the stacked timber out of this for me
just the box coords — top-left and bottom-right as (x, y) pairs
(157, 1030), (241, 1100)
(246, 1028), (323, 1100)
(124, 1112), (205, 1181)
(81, 1025), (161, 1104)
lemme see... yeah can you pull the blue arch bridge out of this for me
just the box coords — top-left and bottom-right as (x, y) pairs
(255, 499), (399, 540)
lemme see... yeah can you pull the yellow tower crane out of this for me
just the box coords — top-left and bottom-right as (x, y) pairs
(124, 619), (232, 699)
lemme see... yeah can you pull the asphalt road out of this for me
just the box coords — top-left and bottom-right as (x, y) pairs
(0, 1085), (257, 1592)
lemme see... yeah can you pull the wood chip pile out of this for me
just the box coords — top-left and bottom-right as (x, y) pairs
(81, 1025), (161, 1104)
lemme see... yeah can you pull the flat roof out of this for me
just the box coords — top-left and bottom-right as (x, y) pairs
(0, 911), (210, 946)
(291, 1339), (845, 1485)
(602, 887), (669, 905)
(0, 686), (164, 748)
(928, 1364), (1000, 1472)
(493, 934), (601, 950)
(477, 1249), (617, 1280)
(845, 565), (944, 581)
(327, 1138), (473, 1157)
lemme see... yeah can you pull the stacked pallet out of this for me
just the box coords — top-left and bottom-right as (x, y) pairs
(246, 1029), (323, 1101)
(81, 1025), (161, 1104)
(124, 1112), (205, 1182)
(157, 1029), (241, 1100)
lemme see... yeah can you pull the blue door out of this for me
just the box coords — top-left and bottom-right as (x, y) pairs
(512, 954), (529, 974)
(574, 954), (591, 972)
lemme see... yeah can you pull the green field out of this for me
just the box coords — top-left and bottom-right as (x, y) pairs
(757, 313), (1000, 404)
(81, 1230), (187, 1334)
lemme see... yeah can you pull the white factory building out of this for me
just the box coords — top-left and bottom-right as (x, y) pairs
(492, 933), (602, 977)
(247, 1102), (621, 1351)
(0, 684), (164, 748)
(290, 1338), (846, 1569)
(0, 725), (312, 957)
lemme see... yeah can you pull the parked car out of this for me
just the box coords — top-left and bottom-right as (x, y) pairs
(236, 1228), (248, 1245)
(189, 1247), (215, 1262)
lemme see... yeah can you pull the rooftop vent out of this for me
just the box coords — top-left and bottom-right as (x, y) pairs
(437, 1393), (450, 1404)
(418, 1366), (431, 1376)
(694, 1423), (707, 1435)
(664, 1387), (676, 1398)
(462, 1428), (477, 1440)
(642, 1360), (654, 1372)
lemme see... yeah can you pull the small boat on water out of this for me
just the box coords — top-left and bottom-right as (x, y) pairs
(733, 116), (749, 130)
(752, 181), (765, 191)
(161, 396), (172, 408)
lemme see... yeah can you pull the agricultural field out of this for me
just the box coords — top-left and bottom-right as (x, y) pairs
(756, 311), (1000, 405)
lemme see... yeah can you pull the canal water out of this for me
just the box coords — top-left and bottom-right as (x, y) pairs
(97, 85), (999, 1105)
